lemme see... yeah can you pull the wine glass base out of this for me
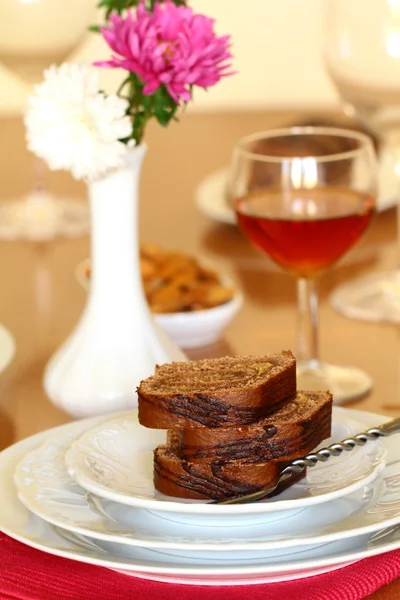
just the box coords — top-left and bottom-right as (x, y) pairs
(297, 361), (373, 404)
(330, 271), (400, 324)
(0, 194), (90, 242)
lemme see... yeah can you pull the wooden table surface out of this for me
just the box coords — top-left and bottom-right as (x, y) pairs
(0, 111), (399, 598)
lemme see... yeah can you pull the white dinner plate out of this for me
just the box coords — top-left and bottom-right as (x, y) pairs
(195, 152), (397, 226)
(14, 408), (399, 552)
(3, 409), (400, 585)
(0, 323), (15, 374)
(64, 410), (386, 523)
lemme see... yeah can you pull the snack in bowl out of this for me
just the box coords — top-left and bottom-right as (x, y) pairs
(140, 243), (235, 314)
(79, 244), (242, 348)
(137, 352), (333, 501)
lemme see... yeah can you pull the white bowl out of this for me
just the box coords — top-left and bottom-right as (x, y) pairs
(75, 259), (243, 349)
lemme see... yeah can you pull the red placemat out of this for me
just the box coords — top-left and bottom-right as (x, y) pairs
(0, 532), (399, 600)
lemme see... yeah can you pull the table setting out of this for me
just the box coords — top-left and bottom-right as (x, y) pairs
(3, 0), (400, 598)
(2, 399), (400, 599)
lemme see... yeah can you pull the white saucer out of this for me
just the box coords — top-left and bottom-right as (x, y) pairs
(196, 154), (397, 226)
(195, 168), (236, 225)
(0, 324), (15, 374)
(3, 409), (400, 585)
(330, 271), (400, 324)
(14, 408), (398, 553)
(64, 411), (385, 523)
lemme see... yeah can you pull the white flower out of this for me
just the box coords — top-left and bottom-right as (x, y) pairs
(25, 63), (132, 182)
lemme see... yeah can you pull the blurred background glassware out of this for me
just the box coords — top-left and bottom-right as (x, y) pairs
(0, 0), (95, 242)
(0, 324), (15, 375)
(231, 126), (377, 403)
(194, 114), (393, 230)
(323, 0), (400, 323)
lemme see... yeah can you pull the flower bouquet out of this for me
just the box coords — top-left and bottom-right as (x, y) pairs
(28, 0), (234, 418)
(26, 0), (233, 181)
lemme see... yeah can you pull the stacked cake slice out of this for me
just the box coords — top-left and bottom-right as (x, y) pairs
(137, 351), (333, 501)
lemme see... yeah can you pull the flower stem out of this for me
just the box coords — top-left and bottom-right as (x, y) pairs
(116, 75), (131, 97)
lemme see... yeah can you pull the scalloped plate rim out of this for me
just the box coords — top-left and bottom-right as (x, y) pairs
(64, 409), (387, 515)
(13, 414), (400, 552)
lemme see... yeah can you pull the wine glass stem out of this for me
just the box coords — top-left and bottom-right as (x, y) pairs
(297, 277), (320, 367)
(392, 148), (400, 275)
(396, 202), (400, 272)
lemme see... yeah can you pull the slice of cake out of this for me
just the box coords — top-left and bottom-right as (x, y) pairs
(153, 448), (307, 501)
(137, 351), (296, 429)
(167, 390), (332, 463)
(154, 390), (332, 500)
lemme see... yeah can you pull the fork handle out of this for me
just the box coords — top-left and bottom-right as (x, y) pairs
(288, 416), (400, 475)
(215, 417), (400, 505)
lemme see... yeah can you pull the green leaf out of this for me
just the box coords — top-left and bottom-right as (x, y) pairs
(153, 86), (179, 126)
(88, 24), (101, 32)
(97, 0), (142, 16)
(96, 0), (188, 17)
(142, 94), (153, 111)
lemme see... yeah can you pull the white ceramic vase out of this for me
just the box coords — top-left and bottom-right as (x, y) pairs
(43, 145), (187, 419)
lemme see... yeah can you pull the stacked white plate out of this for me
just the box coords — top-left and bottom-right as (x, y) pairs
(1, 406), (400, 586)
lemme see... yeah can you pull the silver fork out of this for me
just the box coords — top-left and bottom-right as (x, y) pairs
(213, 417), (400, 505)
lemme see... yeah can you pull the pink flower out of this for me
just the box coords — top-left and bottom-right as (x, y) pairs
(95, 1), (233, 103)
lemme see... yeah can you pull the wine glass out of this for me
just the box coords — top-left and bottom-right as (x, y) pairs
(323, 0), (400, 323)
(231, 127), (377, 403)
(0, 0), (95, 358)
(0, 0), (95, 242)
(0, 0), (96, 86)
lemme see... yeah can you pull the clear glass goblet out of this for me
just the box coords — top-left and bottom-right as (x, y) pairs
(231, 127), (377, 403)
(0, 0), (95, 242)
(323, 0), (400, 323)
